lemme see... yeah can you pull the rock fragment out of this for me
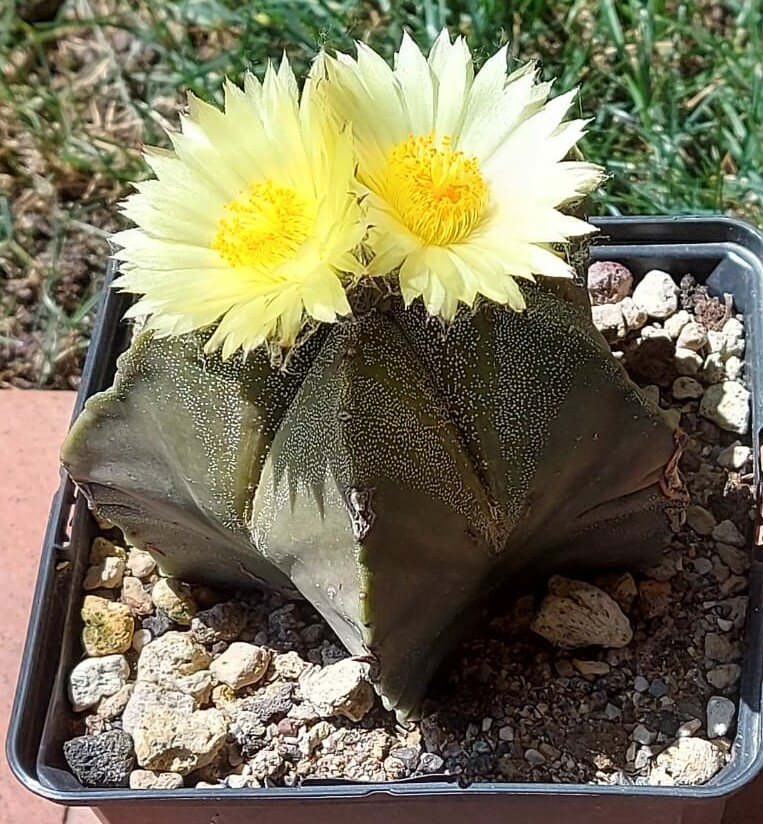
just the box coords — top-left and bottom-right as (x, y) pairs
(299, 659), (375, 721)
(81, 596), (134, 657)
(68, 654), (130, 712)
(64, 730), (134, 788)
(531, 577), (633, 649)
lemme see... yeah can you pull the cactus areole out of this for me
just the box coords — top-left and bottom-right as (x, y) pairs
(61, 33), (686, 720)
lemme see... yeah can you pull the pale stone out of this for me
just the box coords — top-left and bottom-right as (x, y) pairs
(706, 696), (736, 738)
(632, 270), (679, 318)
(274, 650), (310, 680)
(133, 706), (227, 775)
(129, 770), (184, 789)
(83, 556), (126, 590)
(700, 352), (726, 384)
(151, 578), (198, 625)
(650, 737), (725, 785)
(530, 577), (633, 649)
(122, 681), (196, 735)
(68, 655), (130, 712)
(674, 348), (703, 376)
(717, 442), (751, 470)
(676, 322), (708, 352)
(700, 381), (751, 434)
(591, 303), (625, 342)
(299, 659), (375, 722)
(96, 683), (134, 721)
(209, 643), (270, 690)
(90, 537), (126, 563)
(619, 297), (648, 333)
(136, 631), (212, 701)
(126, 548), (157, 578)
(663, 310), (692, 339)
(121, 576), (153, 615)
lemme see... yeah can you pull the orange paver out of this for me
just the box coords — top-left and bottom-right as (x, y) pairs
(0, 387), (761, 824)
(0, 390), (98, 824)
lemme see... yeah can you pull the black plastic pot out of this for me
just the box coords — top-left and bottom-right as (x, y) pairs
(7, 216), (763, 824)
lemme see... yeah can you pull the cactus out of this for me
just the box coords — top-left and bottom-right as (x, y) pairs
(62, 277), (686, 720)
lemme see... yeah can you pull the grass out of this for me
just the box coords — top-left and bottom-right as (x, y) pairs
(1, 0), (762, 386)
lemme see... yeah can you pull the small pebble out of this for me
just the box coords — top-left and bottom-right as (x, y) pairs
(699, 381), (751, 434)
(676, 322), (708, 352)
(725, 355), (743, 381)
(707, 664), (742, 691)
(685, 505), (716, 535)
(83, 556), (125, 590)
(712, 520), (745, 548)
(531, 577), (633, 649)
(132, 706), (227, 774)
(706, 696), (736, 737)
(81, 596), (134, 657)
(90, 537), (126, 563)
(649, 679), (668, 699)
(121, 576), (153, 615)
(700, 352), (726, 385)
(717, 442), (751, 470)
(417, 753), (444, 774)
(299, 659), (375, 722)
(664, 310), (692, 339)
(132, 628), (152, 653)
(716, 544), (749, 575)
(191, 601), (247, 644)
(68, 655), (130, 712)
(671, 376), (703, 400)
(209, 642), (270, 690)
(126, 548), (157, 578)
(632, 270), (679, 318)
(63, 730), (134, 788)
(676, 718), (703, 738)
(674, 348), (703, 376)
(633, 676), (649, 693)
(524, 748), (546, 767)
(632, 724), (656, 745)
(498, 725), (515, 742)
(587, 261), (633, 305)
(704, 632), (739, 664)
(136, 631), (212, 700)
(151, 578), (198, 625)
(129, 770), (184, 790)
(650, 737), (725, 785)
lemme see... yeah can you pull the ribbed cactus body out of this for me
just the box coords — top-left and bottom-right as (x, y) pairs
(62, 280), (684, 719)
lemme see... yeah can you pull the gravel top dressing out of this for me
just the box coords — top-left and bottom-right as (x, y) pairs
(63, 265), (754, 791)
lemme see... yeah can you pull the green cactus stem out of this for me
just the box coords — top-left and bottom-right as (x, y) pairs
(62, 279), (686, 720)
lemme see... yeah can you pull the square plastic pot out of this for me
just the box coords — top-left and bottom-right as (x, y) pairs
(7, 215), (763, 824)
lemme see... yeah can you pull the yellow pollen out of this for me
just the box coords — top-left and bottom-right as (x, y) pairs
(211, 181), (314, 269)
(383, 132), (488, 246)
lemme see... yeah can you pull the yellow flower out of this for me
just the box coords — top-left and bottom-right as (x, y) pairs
(112, 59), (366, 358)
(318, 31), (605, 319)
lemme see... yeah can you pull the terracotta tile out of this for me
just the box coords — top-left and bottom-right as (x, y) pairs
(722, 774), (763, 823)
(0, 389), (74, 824)
(64, 807), (101, 823)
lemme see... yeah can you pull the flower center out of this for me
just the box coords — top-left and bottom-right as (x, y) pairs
(211, 181), (314, 269)
(383, 133), (488, 246)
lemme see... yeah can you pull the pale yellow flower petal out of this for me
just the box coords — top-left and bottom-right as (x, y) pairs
(319, 30), (603, 320)
(112, 67), (367, 356)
